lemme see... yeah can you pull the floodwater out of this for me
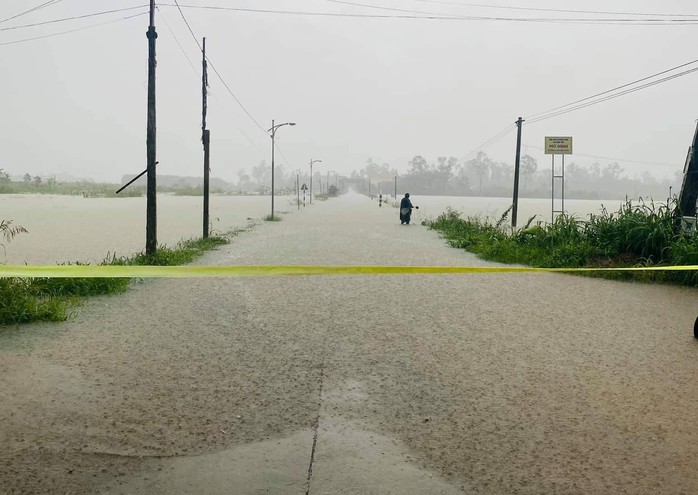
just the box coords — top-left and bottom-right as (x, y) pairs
(0, 194), (284, 265)
(1, 193), (619, 265)
(394, 195), (629, 226)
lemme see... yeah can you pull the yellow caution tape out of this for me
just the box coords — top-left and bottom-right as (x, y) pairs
(0, 265), (697, 278)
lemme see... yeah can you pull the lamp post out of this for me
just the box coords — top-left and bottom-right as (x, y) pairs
(309, 158), (322, 204)
(268, 119), (296, 219)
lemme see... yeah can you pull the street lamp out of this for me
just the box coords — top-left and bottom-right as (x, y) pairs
(309, 158), (322, 204)
(268, 119), (296, 219)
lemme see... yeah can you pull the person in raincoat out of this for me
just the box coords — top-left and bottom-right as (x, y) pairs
(399, 193), (418, 224)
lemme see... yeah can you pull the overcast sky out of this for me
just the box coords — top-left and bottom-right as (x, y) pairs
(1, 0), (697, 185)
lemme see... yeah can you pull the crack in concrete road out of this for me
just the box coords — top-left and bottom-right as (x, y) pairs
(305, 360), (325, 495)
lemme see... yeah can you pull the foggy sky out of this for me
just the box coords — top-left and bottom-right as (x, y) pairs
(1, 0), (696, 185)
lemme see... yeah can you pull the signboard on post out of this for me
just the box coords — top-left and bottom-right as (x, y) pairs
(545, 136), (573, 155)
(301, 183), (308, 191)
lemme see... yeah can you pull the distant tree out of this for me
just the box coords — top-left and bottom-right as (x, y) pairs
(251, 161), (270, 187)
(465, 152), (492, 196)
(408, 155), (429, 175)
(33, 175), (42, 186)
(520, 154), (538, 190)
(602, 162), (623, 181)
(237, 168), (251, 184)
(23, 173), (31, 183)
(0, 169), (9, 184)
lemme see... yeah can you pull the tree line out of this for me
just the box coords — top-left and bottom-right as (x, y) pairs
(350, 153), (679, 200)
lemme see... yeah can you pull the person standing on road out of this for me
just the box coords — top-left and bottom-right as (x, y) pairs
(399, 193), (418, 224)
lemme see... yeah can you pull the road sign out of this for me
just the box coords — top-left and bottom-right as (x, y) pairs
(301, 183), (308, 191)
(545, 136), (573, 155)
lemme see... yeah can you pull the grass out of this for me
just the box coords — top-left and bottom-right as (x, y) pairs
(264, 214), (283, 222)
(426, 198), (698, 287)
(1, 235), (231, 326)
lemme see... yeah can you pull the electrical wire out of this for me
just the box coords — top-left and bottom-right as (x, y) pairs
(523, 144), (680, 168)
(525, 66), (698, 125)
(526, 58), (698, 121)
(0, 10), (147, 47)
(462, 123), (516, 161)
(0, 0), (64, 25)
(157, 5), (199, 78)
(0, 5), (148, 32)
(407, 0), (698, 18)
(322, 0), (460, 17)
(168, 0), (290, 168)
(173, 0), (202, 52)
(155, 4), (698, 25)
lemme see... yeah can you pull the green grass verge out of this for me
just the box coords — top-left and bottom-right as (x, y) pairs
(1, 235), (231, 326)
(425, 198), (698, 287)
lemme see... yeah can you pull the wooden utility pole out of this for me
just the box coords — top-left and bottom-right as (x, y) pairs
(511, 117), (524, 228)
(202, 37), (210, 238)
(145, 0), (158, 255)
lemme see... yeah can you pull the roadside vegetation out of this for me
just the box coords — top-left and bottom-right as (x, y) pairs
(1, 236), (230, 326)
(426, 198), (698, 287)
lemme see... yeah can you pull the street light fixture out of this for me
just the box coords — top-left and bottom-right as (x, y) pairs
(309, 158), (322, 204)
(268, 120), (296, 219)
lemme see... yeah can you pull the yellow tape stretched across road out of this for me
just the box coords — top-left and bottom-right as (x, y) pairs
(0, 264), (697, 278)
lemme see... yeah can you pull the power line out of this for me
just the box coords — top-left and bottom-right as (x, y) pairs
(173, 0), (202, 52)
(326, 0), (698, 21)
(526, 58), (698, 121)
(462, 123), (516, 161)
(155, 4), (698, 24)
(0, 10), (147, 47)
(166, 1), (268, 135)
(0, 5), (148, 32)
(0, 0), (64, 25)
(322, 0), (460, 17)
(523, 144), (680, 168)
(156, 5), (199, 78)
(168, 0), (280, 164)
(525, 66), (698, 125)
(408, 0), (698, 18)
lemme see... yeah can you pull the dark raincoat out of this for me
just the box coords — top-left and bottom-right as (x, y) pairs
(399, 196), (414, 224)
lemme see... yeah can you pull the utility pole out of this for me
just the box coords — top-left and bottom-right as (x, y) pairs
(394, 175), (397, 198)
(512, 117), (524, 228)
(202, 37), (210, 238)
(271, 119), (275, 218)
(297, 173), (300, 210)
(145, 0), (158, 255)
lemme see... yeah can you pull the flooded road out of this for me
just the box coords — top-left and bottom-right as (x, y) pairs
(1, 193), (620, 265)
(1, 193), (697, 494)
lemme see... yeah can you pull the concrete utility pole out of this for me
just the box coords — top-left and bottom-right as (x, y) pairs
(269, 121), (296, 218)
(145, 0), (158, 255)
(202, 37), (210, 238)
(512, 117), (524, 228)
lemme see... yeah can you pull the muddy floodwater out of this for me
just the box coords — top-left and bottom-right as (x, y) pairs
(2, 193), (621, 265)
